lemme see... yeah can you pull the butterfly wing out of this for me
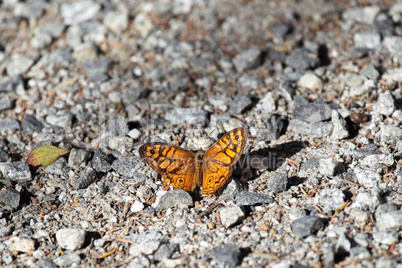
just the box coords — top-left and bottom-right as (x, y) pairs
(139, 142), (197, 192)
(202, 128), (248, 194)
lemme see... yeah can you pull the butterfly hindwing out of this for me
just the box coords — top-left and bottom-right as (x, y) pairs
(139, 142), (197, 191)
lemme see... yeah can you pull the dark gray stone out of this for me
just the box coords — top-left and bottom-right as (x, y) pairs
(228, 95), (253, 114)
(285, 48), (320, 70)
(266, 173), (288, 193)
(154, 243), (179, 261)
(236, 191), (273, 206)
(211, 244), (242, 267)
(0, 98), (15, 111)
(293, 96), (333, 123)
(0, 148), (9, 162)
(156, 190), (193, 211)
(232, 46), (261, 73)
(74, 167), (97, 189)
(218, 180), (243, 201)
(21, 115), (44, 134)
(37, 258), (58, 268)
(93, 150), (113, 173)
(0, 188), (21, 209)
(256, 114), (287, 141)
(292, 216), (324, 238)
(68, 148), (91, 167)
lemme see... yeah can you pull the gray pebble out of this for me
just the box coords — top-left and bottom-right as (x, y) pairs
(37, 258), (58, 268)
(218, 180), (243, 201)
(112, 156), (143, 177)
(379, 125), (402, 144)
(0, 75), (25, 93)
(319, 158), (344, 177)
(375, 203), (400, 219)
(236, 191), (273, 206)
(354, 32), (381, 50)
(218, 205), (245, 228)
(349, 246), (371, 259)
(292, 216), (324, 238)
(7, 237), (35, 253)
(285, 48), (320, 70)
(0, 118), (20, 134)
(74, 167), (97, 190)
(361, 64), (380, 80)
(60, 1), (101, 25)
(267, 172), (288, 192)
(0, 162), (31, 183)
(232, 46), (261, 73)
(6, 54), (35, 76)
(0, 98), (15, 112)
(309, 122), (333, 138)
(373, 91), (395, 116)
(56, 228), (86, 250)
(317, 188), (345, 212)
(45, 158), (69, 177)
(373, 230), (398, 245)
(154, 243), (179, 261)
(376, 210), (402, 231)
(211, 244), (242, 267)
(156, 190), (193, 211)
(46, 113), (73, 129)
(336, 233), (351, 255)
(53, 253), (81, 266)
(0, 188), (21, 209)
(354, 167), (381, 188)
(256, 114), (286, 141)
(68, 148), (91, 167)
(293, 96), (333, 123)
(93, 150), (113, 173)
(331, 110), (349, 140)
(104, 11), (129, 34)
(165, 108), (208, 126)
(343, 6), (380, 24)
(228, 95), (252, 114)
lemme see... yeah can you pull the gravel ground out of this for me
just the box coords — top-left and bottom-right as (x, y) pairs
(0, 0), (401, 267)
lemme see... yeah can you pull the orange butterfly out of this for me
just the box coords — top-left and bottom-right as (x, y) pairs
(139, 128), (248, 195)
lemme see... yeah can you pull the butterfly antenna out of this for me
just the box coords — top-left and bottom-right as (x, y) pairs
(200, 128), (217, 149)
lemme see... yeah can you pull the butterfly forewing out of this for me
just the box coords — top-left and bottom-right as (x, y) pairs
(139, 143), (198, 191)
(204, 128), (248, 166)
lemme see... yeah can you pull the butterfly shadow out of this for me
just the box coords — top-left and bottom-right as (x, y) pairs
(233, 141), (309, 186)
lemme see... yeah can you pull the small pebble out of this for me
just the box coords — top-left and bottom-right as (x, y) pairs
(155, 190), (193, 211)
(219, 206), (245, 228)
(7, 237), (35, 253)
(292, 216), (324, 238)
(56, 228), (86, 250)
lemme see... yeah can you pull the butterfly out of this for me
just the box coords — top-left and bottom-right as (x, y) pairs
(139, 128), (248, 195)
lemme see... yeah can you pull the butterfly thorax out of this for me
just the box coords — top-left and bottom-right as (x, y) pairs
(195, 150), (205, 186)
